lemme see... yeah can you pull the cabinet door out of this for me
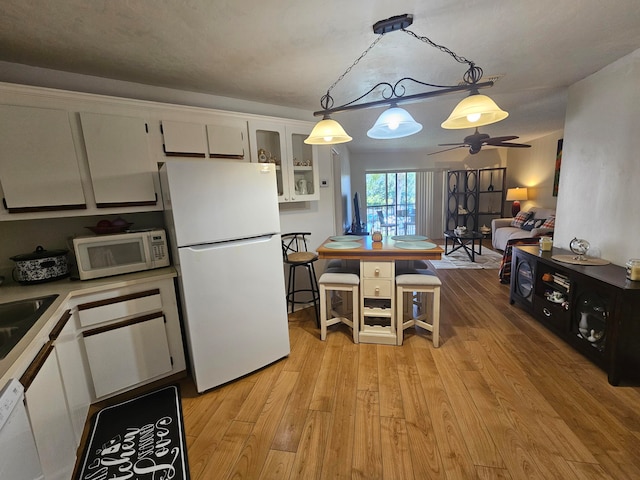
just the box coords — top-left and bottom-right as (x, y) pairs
(286, 124), (319, 201)
(83, 315), (172, 398)
(0, 104), (86, 212)
(23, 344), (77, 480)
(80, 112), (157, 207)
(161, 120), (207, 157)
(207, 118), (249, 160)
(248, 120), (289, 202)
(52, 310), (93, 445)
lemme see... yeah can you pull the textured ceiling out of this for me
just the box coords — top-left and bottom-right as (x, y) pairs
(1, 0), (639, 153)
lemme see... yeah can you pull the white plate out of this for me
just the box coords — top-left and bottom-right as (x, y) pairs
(394, 241), (438, 250)
(329, 235), (359, 242)
(323, 241), (362, 250)
(391, 235), (428, 241)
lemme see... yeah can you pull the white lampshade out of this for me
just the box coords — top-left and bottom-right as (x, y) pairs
(441, 93), (509, 129)
(304, 116), (352, 145)
(367, 106), (423, 139)
(506, 187), (528, 201)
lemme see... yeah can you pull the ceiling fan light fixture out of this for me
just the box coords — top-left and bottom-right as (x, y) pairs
(441, 93), (509, 129)
(367, 106), (423, 139)
(304, 116), (353, 145)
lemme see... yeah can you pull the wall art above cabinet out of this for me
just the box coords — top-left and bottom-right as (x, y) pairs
(0, 104), (87, 213)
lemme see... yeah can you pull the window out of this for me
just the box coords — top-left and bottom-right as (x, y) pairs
(365, 172), (416, 235)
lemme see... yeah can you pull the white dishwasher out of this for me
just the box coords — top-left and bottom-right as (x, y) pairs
(0, 378), (44, 480)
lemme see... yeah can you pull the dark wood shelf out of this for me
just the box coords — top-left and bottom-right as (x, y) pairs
(510, 245), (640, 385)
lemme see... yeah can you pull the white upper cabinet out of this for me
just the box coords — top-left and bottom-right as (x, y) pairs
(161, 120), (207, 157)
(248, 120), (319, 202)
(206, 117), (248, 160)
(0, 105), (86, 213)
(80, 112), (158, 207)
(161, 117), (248, 160)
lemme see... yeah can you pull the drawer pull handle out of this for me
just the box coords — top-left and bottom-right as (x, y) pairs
(543, 307), (551, 317)
(375, 268), (380, 275)
(375, 287), (380, 294)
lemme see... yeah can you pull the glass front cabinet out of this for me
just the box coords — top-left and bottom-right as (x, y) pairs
(248, 120), (319, 203)
(509, 245), (640, 385)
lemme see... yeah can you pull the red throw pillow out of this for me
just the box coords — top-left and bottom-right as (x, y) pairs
(541, 215), (555, 229)
(511, 210), (532, 228)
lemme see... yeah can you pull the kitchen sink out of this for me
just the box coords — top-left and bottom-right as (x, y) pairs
(0, 294), (58, 359)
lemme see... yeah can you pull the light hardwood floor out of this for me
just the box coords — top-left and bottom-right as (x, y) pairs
(178, 266), (640, 480)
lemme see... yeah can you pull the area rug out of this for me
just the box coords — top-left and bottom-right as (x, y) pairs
(429, 245), (503, 269)
(75, 384), (190, 480)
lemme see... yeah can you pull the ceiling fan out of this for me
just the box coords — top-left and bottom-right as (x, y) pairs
(429, 128), (531, 155)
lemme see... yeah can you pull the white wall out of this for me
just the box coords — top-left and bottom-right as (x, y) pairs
(505, 130), (563, 213)
(555, 48), (640, 265)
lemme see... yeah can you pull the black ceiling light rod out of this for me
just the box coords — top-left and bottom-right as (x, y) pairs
(312, 13), (494, 118)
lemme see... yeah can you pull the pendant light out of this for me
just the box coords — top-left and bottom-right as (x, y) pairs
(367, 106), (423, 139)
(306, 14), (508, 145)
(441, 92), (508, 129)
(304, 115), (352, 145)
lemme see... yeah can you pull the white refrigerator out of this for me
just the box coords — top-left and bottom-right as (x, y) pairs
(160, 160), (290, 393)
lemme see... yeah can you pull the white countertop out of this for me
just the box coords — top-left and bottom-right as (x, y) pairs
(0, 267), (177, 385)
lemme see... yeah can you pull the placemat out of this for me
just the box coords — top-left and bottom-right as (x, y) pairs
(551, 255), (610, 266)
(75, 384), (189, 480)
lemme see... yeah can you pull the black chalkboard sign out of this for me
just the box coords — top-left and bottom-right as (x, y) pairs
(76, 384), (190, 480)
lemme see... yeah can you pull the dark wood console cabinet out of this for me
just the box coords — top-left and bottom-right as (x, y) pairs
(510, 245), (640, 385)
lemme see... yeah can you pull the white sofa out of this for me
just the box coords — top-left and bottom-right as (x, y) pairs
(491, 207), (555, 251)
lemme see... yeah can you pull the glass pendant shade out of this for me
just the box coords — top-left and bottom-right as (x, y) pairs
(367, 106), (423, 139)
(441, 93), (509, 129)
(304, 116), (352, 145)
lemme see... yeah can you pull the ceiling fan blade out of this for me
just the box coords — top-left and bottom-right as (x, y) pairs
(437, 142), (468, 147)
(485, 135), (519, 144)
(492, 142), (531, 148)
(428, 145), (467, 155)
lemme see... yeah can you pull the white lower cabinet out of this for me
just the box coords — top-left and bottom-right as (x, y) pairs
(72, 277), (186, 400)
(22, 344), (77, 480)
(83, 315), (172, 398)
(52, 309), (93, 446)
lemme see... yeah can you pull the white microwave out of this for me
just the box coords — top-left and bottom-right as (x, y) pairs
(72, 229), (170, 280)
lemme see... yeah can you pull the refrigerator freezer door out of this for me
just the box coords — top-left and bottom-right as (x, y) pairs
(177, 234), (290, 392)
(161, 161), (280, 247)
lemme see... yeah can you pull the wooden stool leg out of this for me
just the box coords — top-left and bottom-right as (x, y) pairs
(320, 284), (328, 341)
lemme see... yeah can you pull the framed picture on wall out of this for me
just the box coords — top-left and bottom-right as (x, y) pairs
(553, 139), (563, 197)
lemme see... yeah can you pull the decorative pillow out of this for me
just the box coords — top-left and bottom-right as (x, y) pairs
(511, 210), (532, 228)
(521, 217), (546, 231)
(541, 215), (555, 229)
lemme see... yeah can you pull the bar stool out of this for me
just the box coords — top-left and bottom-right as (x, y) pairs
(282, 232), (320, 326)
(319, 272), (360, 343)
(395, 270), (441, 347)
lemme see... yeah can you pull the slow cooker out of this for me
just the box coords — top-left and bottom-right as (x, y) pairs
(10, 246), (70, 284)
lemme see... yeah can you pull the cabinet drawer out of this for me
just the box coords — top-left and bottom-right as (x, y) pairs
(77, 288), (162, 327)
(362, 262), (392, 278)
(362, 278), (392, 297)
(533, 296), (570, 332)
(83, 314), (172, 398)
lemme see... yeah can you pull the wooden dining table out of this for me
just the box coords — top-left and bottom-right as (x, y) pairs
(316, 236), (443, 345)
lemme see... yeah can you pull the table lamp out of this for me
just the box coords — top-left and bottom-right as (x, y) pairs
(506, 187), (528, 216)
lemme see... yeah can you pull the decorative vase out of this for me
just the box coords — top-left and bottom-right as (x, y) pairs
(578, 311), (589, 338)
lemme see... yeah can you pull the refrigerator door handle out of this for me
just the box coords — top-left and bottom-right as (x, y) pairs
(185, 234), (278, 251)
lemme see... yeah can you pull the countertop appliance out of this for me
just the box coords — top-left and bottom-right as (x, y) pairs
(0, 379), (44, 480)
(160, 160), (290, 393)
(72, 229), (169, 280)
